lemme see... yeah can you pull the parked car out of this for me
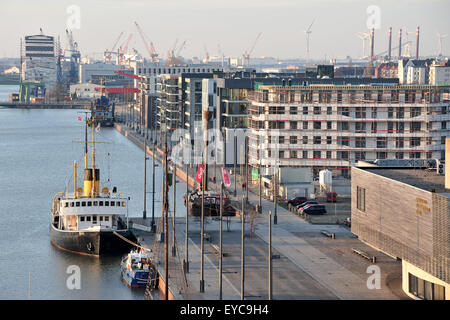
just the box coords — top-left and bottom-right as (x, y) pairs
(296, 201), (318, 213)
(302, 205), (327, 215)
(326, 192), (337, 203)
(287, 196), (308, 207)
(298, 202), (319, 214)
(344, 217), (351, 227)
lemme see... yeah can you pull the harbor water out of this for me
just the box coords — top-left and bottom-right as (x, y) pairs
(0, 108), (187, 299)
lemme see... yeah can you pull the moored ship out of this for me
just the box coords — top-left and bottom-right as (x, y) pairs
(50, 113), (135, 256)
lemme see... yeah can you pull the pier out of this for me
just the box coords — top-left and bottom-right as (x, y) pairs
(117, 123), (408, 300)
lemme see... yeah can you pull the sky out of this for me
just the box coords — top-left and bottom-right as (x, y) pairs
(0, 0), (449, 60)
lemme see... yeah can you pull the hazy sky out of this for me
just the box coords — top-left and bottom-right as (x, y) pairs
(0, 0), (449, 60)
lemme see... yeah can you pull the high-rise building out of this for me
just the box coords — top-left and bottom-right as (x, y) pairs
(21, 33), (57, 89)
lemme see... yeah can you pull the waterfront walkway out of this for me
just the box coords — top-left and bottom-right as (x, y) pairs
(119, 123), (407, 300)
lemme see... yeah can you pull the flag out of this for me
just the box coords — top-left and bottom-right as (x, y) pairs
(77, 116), (82, 121)
(222, 168), (231, 187)
(95, 122), (101, 133)
(196, 164), (205, 183)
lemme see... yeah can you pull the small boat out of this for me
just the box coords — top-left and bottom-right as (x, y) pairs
(120, 249), (156, 288)
(184, 190), (235, 217)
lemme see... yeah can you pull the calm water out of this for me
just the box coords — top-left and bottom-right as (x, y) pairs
(0, 108), (187, 299)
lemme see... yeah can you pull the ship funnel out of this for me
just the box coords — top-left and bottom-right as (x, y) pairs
(84, 168), (100, 197)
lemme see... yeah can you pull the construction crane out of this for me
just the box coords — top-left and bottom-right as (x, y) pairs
(304, 19), (315, 62)
(65, 29), (80, 84)
(134, 21), (159, 62)
(119, 33), (133, 67)
(176, 40), (186, 57)
(437, 32), (448, 57)
(243, 32), (262, 67)
(105, 31), (124, 64)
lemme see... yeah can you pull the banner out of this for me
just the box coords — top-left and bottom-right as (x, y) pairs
(196, 164), (205, 183)
(222, 168), (231, 187)
(252, 168), (259, 180)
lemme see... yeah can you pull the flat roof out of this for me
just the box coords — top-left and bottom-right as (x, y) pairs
(360, 167), (449, 193)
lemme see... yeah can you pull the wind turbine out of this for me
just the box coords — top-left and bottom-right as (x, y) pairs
(304, 19), (315, 62)
(437, 32), (448, 57)
(356, 31), (370, 59)
(404, 27), (415, 57)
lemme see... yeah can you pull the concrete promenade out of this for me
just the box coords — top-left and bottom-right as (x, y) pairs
(119, 123), (408, 300)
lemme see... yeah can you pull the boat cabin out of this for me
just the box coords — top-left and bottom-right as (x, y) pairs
(57, 197), (128, 231)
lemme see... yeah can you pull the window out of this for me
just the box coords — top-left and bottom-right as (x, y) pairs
(326, 151), (332, 159)
(326, 121), (332, 130)
(313, 151), (321, 159)
(355, 122), (366, 133)
(357, 186), (366, 212)
(326, 136), (332, 144)
(314, 106), (321, 115)
(302, 150), (308, 159)
(337, 151), (349, 159)
(279, 151), (285, 159)
(99, 201), (104, 206)
(87, 201), (92, 206)
(93, 216), (97, 223)
(80, 216), (85, 222)
(117, 201), (121, 206)
(410, 137), (421, 147)
(395, 152), (404, 159)
(338, 136), (350, 146)
(410, 122), (421, 133)
(105, 201), (109, 206)
(290, 121), (297, 130)
(355, 151), (366, 160)
(64, 202), (68, 208)
(100, 216), (104, 221)
(377, 152), (387, 159)
(303, 106), (308, 115)
(279, 136), (285, 144)
(82, 201), (86, 207)
(303, 122), (308, 130)
(410, 152), (421, 159)
(289, 107), (297, 115)
(313, 122), (321, 130)
(355, 137), (366, 148)
(290, 136), (297, 144)
(409, 273), (445, 300)
(290, 150), (297, 158)
(338, 121), (349, 131)
(313, 136), (321, 144)
(338, 106), (349, 117)
(327, 107), (332, 115)
(377, 137), (387, 148)
(105, 216), (110, 222)
(70, 202), (74, 207)
(86, 216), (91, 222)
(303, 136), (308, 144)
(111, 201), (115, 207)
(442, 121), (447, 130)
(93, 201), (98, 206)
(122, 202), (126, 207)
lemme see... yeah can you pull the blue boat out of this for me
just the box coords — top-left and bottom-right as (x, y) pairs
(120, 249), (154, 288)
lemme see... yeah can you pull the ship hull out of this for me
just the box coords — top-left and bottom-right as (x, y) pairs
(50, 224), (136, 257)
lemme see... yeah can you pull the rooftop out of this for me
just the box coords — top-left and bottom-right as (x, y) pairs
(361, 167), (449, 193)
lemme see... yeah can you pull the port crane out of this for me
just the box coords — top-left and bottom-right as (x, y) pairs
(65, 29), (81, 84)
(134, 21), (159, 63)
(243, 32), (262, 67)
(105, 31), (124, 64)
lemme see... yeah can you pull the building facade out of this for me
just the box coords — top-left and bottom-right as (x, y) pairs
(21, 34), (57, 89)
(247, 78), (450, 177)
(351, 165), (450, 300)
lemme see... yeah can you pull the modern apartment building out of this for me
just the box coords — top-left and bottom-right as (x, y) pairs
(247, 78), (450, 177)
(430, 59), (450, 86)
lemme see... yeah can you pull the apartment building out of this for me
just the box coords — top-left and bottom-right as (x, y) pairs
(247, 78), (450, 177)
(430, 59), (450, 86)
